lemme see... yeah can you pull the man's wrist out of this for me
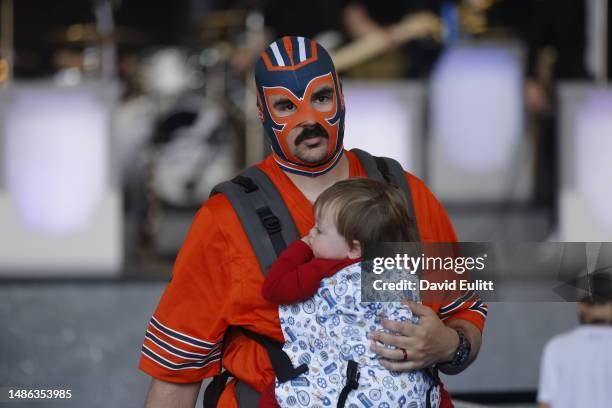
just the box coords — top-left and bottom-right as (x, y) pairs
(440, 326), (460, 364)
(439, 328), (471, 368)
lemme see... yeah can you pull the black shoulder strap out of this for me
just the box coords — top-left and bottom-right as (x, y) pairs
(211, 166), (300, 275)
(202, 370), (232, 408)
(239, 328), (308, 383)
(206, 168), (305, 407)
(349, 148), (385, 182)
(350, 148), (420, 241)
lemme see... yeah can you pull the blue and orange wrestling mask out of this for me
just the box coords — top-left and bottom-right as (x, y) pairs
(255, 36), (345, 177)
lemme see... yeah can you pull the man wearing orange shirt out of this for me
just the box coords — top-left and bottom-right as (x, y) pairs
(140, 36), (487, 407)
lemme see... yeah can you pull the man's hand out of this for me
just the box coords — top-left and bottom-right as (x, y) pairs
(144, 378), (201, 408)
(368, 301), (458, 371)
(368, 301), (482, 374)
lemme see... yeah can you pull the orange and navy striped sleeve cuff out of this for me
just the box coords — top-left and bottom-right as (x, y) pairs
(438, 290), (488, 333)
(139, 316), (223, 383)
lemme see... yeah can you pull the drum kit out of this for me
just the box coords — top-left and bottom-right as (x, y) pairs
(28, 3), (263, 263)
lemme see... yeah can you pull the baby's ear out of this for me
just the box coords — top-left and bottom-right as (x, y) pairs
(347, 241), (362, 259)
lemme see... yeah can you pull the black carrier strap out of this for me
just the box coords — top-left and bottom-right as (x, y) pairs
(202, 325), (308, 408)
(202, 370), (232, 408)
(349, 148), (386, 183)
(211, 167), (300, 274)
(239, 328), (308, 383)
(203, 369), (262, 408)
(350, 148), (420, 241)
(337, 360), (360, 408)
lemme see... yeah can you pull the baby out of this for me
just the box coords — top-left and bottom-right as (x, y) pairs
(259, 178), (441, 408)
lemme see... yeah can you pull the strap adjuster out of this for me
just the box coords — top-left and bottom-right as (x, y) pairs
(257, 208), (282, 234)
(346, 360), (360, 389)
(232, 175), (258, 193)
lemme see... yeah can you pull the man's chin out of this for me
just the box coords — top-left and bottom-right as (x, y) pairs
(295, 146), (330, 165)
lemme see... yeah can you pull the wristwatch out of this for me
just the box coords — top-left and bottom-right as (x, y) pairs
(443, 329), (471, 368)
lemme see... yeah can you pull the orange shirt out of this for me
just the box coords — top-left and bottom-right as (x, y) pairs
(139, 151), (487, 406)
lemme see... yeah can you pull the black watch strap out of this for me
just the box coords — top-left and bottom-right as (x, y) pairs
(443, 329), (471, 368)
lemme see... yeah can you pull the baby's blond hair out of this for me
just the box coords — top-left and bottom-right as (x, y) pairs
(314, 178), (414, 248)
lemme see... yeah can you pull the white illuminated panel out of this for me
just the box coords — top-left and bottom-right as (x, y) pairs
(558, 89), (612, 241)
(429, 46), (528, 202)
(575, 92), (612, 229)
(0, 84), (122, 275)
(343, 82), (424, 175)
(431, 47), (521, 171)
(6, 89), (107, 234)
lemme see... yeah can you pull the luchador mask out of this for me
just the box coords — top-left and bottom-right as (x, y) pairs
(255, 36), (345, 177)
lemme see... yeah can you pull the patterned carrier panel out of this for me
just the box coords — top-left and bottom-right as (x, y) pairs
(276, 262), (440, 408)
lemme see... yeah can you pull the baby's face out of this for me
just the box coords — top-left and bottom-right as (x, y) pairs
(308, 210), (352, 260)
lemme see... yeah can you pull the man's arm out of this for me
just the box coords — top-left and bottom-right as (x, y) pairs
(144, 379), (201, 408)
(139, 200), (231, 397)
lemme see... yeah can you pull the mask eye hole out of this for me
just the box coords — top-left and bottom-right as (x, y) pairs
(269, 95), (298, 117)
(311, 86), (334, 112)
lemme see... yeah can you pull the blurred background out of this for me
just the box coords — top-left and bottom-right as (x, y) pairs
(0, 0), (611, 406)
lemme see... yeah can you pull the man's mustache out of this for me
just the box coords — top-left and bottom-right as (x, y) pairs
(295, 124), (329, 146)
